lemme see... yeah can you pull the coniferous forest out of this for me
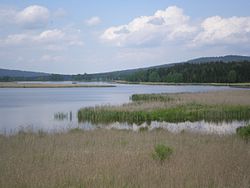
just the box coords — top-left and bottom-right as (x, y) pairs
(123, 61), (250, 83)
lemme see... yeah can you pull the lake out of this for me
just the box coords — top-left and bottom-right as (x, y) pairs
(0, 82), (246, 134)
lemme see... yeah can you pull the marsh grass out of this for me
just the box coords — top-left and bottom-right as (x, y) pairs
(54, 112), (68, 120)
(0, 129), (249, 188)
(131, 93), (173, 102)
(78, 90), (250, 125)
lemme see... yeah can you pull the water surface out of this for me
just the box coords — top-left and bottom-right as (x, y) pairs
(0, 82), (243, 134)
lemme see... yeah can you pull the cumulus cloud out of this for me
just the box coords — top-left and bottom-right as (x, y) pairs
(193, 16), (250, 45)
(15, 5), (50, 28)
(101, 6), (196, 47)
(0, 5), (60, 29)
(85, 16), (101, 26)
(101, 6), (250, 49)
(0, 29), (83, 49)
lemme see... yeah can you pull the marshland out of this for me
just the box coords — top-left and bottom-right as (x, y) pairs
(0, 84), (250, 188)
(78, 90), (250, 125)
(0, 128), (249, 188)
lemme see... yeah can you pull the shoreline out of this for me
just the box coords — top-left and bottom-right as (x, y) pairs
(0, 82), (115, 88)
(114, 80), (250, 88)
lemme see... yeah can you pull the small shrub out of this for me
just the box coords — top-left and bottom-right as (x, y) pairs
(139, 126), (148, 132)
(152, 144), (173, 163)
(236, 125), (250, 142)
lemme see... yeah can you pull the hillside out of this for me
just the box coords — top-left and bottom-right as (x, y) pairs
(1, 55), (250, 82)
(0, 68), (49, 78)
(83, 55), (250, 81)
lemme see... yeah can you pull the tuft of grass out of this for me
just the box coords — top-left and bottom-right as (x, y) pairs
(152, 144), (173, 163)
(131, 93), (173, 102)
(68, 127), (84, 133)
(236, 124), (250, 142)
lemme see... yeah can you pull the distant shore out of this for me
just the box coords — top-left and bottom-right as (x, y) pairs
(0, 82), (115, 88)
(114, 80), (250, 88)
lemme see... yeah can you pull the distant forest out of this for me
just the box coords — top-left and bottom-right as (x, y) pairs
(122, 61), (250, 83)
(83, 61), (250, 83)
(1, 61), (250, 83)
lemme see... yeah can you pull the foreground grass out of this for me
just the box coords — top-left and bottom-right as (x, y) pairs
(78, 90), (250, 125)
(0, 82), (115, 88)
(0, 130), (249, 188)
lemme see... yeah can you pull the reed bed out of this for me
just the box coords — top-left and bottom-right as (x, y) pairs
(78, 90), (250, 125)
(0, 129), (249, 188)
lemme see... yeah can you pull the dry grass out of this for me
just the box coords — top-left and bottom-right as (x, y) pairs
(174, 90), (250, 106)
(0, 130), (249, 188)
(89, 90), (250, 112)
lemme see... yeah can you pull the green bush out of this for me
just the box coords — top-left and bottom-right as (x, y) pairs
(152, 144), (173, 163)
(236, 125), (250, 142)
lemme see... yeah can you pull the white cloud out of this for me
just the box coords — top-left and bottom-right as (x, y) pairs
(0, 5), (51, 29)
(0, 29), (83, 49)
(36, 29), (65, 42)
(101, 6), (196, 47)
(101, 6), (250, 50)
(15, 5), (50, 28)
(193, 16), (250, 45)
(85, 16), (101, 26)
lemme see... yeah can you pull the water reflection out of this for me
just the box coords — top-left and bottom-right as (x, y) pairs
(104, 120), (249, 135)
(2, 119), (248, 135)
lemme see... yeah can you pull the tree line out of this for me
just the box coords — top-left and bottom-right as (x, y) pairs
(1, 61), (250, 83)
(123, 61), (250, 83)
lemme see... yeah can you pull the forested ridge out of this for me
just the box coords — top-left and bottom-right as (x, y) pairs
(1, 57), (250, 83)
(123, 61), (250, 83)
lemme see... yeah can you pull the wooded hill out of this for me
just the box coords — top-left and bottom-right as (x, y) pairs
(76, 55), (250, 83)
(1, 55), (250, 83)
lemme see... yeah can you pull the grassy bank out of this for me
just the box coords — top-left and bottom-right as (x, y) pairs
(115, 80), (250, 88)
(0, 82), (115, 88)
(0, 129), (249, 188)
(78, 90), (250, 125)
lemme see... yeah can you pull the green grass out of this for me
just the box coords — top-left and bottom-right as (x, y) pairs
(131, 93), (173, 102)
(236, 124), (250, 142)
(78, 103), (250, 125)
(152, 144), (173, 163)
(78, 91), (250, 125)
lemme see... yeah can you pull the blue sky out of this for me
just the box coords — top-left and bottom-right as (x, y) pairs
(0, 0), (250, 74)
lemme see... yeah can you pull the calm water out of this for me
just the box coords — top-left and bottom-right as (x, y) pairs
(0, 82), (244, 134)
